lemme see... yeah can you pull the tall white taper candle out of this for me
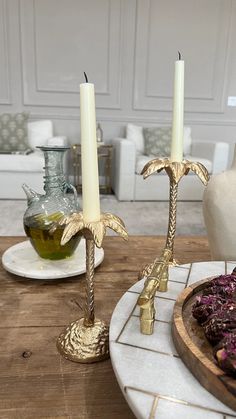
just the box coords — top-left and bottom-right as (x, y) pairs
(80, 79), (100, 222)
(170, 53), (184, 162)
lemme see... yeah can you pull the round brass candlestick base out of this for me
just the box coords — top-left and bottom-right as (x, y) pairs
(57, 318), (109, 363)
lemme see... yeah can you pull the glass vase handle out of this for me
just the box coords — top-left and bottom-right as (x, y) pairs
(64, 182), (79, 210)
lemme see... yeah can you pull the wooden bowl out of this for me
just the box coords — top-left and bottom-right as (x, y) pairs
(172, 277), (236, 411)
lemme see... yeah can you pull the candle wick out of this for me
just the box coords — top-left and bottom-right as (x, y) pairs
(178, 51), (182, 60)
(84, 72), (88, 83)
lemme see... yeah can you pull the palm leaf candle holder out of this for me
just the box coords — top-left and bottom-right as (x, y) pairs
(139, 158), (209, 290)
(137, 55), (209, 334)
(55, 212), (128, 363)
(137, 158), (209, 335)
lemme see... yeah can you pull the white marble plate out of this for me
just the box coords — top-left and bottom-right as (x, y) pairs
(110, 261), (236, 419)
(2, 239), (104, 279)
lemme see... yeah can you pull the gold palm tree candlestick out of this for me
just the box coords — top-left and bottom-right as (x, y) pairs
(139, 158), (209, 289)
(137, 158), (209, 335)
(56, 212), (128, 363)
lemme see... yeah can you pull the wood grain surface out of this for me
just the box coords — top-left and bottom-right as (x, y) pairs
(172, 278), (236, 412)
(0, 236), (210, 418)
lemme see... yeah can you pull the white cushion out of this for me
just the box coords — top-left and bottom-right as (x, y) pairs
(127, 124), (192, 156)
(183, 126), (192, 155)
(47, 136), (68, 147)
(0, 153), (44, 172)
(28, 120), (53, 149)
(135, 154), (212, 175)
(126, 123), (144, 154)
(185, 155), (212, 174)
(136, 155), (153, 174)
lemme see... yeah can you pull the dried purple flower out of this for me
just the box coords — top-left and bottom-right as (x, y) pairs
(214, 330), (236, 376)
(203, 302), (236, 344)
(191, 273), (236, 375)
(192, 294), (226, 324)
(203, 275), (236, 299)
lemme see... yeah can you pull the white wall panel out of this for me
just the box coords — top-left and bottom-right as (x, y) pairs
(133, 0), (232, 113)
(20, 0), (122, 108)
(0, 0), (11, 104)
(0, 0), (236, 149)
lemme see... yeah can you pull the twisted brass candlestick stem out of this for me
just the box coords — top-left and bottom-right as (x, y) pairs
(165, 181), (178, 262)
(84, 238), (95, 327)
(55, 212), (128, 363)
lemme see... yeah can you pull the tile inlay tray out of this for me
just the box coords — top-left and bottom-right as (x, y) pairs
(110, 261), (236, 419)
(2, 239), (104, 279)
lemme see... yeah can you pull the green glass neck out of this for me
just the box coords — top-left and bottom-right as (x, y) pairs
(41, 147), (67, 195)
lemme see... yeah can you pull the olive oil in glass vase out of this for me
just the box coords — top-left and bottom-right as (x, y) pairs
(23, 145), (81, 260)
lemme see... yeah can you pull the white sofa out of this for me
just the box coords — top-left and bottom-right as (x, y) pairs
(112, 125), (230, 201)
(0, 120), (67, 199)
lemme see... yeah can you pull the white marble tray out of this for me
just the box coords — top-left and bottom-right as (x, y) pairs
(110, 261), (236, 419)
(2, 239), (104, 279)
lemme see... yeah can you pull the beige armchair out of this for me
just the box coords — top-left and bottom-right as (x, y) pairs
(112, 124), (230, 201)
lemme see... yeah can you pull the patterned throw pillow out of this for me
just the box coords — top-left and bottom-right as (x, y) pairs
(143, 126), (172, 157)
(0, 112), (29, 153)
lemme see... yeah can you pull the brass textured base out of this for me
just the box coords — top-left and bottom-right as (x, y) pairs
(57, 318), (109, 363)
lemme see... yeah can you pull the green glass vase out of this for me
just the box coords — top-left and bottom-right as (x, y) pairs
(23, 145), (81, 260)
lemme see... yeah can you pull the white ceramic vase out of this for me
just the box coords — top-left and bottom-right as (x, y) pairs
(203, 145), (236, 260)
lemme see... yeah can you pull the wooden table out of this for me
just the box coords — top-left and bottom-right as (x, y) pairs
(0, 236), (210, 419)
